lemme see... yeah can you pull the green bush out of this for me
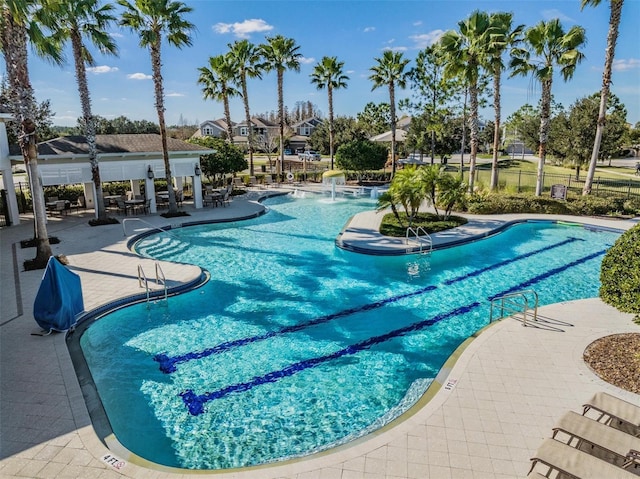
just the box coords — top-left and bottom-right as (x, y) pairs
(600, 224), (640, 321)
(380, 212), (468, 237)
(465, 193), (640, 217)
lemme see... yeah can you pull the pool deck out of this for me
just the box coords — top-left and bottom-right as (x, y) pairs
(1, 187), (639, 479)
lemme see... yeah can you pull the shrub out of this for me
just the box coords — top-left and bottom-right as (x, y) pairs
(600, 224), (640, 321)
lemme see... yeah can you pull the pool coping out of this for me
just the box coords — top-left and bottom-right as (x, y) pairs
(58, 205), (639, 477)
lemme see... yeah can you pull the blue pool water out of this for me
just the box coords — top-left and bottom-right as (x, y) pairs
(79, 194), (619, 470)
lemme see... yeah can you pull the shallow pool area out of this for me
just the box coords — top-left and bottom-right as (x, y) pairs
(78, 194), (620, 470)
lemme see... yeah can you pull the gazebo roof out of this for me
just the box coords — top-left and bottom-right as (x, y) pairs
(9, 133), (211, 158)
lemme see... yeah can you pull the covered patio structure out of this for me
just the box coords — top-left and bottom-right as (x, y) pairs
(2, 133), (211, 226)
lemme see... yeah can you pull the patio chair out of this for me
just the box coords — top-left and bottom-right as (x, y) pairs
(528, 438), (637, 478)
(552, 410), (640, 470)
(53, 200), (68, 216)
(115, 198), (131, 216)
(583, 392), (640, 437)
(248, 176), (257, 188)
(233, 177), (243, 188)
(264, 175), (276, 188)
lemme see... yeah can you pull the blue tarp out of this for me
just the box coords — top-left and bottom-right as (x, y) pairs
(33, 257), (84, 333)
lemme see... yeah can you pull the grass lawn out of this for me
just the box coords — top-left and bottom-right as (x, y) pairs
(380, 212), (468, 237)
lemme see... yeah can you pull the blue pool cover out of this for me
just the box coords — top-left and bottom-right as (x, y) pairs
(34, 257), (84, 333)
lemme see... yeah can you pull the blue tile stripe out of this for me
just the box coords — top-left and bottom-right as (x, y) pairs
(154, 284), (438, 373)
(488, 249), (607, 300)
(179, 302), (481, 416)
(155, 237), (583, 374)
(444, 237), (581, 285)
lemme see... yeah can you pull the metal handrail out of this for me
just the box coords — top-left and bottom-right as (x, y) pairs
(405, 226), (432, 254)
(490, 289), (539, 326)
(155, 262), (168, 301)
(137, 264), (150, 304)
(122, 217), (179, 238)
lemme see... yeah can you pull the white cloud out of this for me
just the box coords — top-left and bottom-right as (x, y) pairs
(363, 26), (375, 33)
(541, 9), (575, 23)
(127, 73), (151, 80)
(612, 58), (640, 72)
(167, 92), (185, 97)
(413, 21), (423, 27)
(109, 32), (124, 38)
(409, 30), (445, 49)
(87, 65), (119, 74)
(300, 56), (315, 65)
(213, 18), (273, 38)
(346, 70), (355, 74)
(383, 46), (408, 52)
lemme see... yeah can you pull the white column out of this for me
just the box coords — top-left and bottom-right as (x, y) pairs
(193, 171), (202, 209)
(145, 177), (157, 213)
(2, 169), (20, 226)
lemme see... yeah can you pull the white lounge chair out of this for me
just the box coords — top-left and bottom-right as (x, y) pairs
(553, 410), (640, 469)
(583, 392), (640, 437)
(529, 438), (637, 478)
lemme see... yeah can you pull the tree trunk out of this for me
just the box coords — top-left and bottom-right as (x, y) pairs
(71, 30), (106, 219)
(328, 85), (335, 170)
(468, 81), (479, 193)
(1, 6), (51, 264)
(222, 85), (234, 144)
(151, 40), (177, 214)
(490, 68), (501, 190)
(241, 73), (254, 176)
(389, 82), (397, 178)
(536, 78), (553, 196)
(583, 0), (623, 195)
(277, 68), (284, 177)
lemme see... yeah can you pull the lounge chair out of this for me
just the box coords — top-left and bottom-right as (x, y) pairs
(583, 392), (640, 437)
(529, 438), (637, 478)
(552, 410), (640, 469)
(264, 175), (276, 188)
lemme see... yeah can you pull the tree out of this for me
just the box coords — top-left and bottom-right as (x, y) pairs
(190, 137), (247, 184)
(0, 79), (55, 143)
(197, 54), (239, 144)
(310, 56), (349, 170)
(118, 0), (194, 215)
(486, 12), (523, 190)
(439, 10), (496, 193)
(510, 18), (586, 196)
(357, 102), (391, 137)
(259, 35), (302, 177)
(388, 166), (424, 226)
(335, 139), (387, 182)
(308, 115), (367, 153)
(1, 0), (61, 267)
(369, 51), (410, 178)
(38, 0), (118, 222)
(227, 39), (262, 176)
(582, 0), (625, 195)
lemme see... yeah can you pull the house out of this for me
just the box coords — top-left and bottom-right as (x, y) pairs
(288, 117), (324, 153)
(193, 118), (231, 139)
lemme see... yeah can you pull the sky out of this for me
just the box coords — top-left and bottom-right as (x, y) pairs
(23, 0), (640, 129)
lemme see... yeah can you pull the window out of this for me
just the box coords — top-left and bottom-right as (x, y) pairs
(299, 126), (311, 136)
(203, 126), (213, 136)
(240, 127), (248, 136)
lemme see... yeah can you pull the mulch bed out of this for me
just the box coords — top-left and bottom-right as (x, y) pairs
(583, 333), (640, 394)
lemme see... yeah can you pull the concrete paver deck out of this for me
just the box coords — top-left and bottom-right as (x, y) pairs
(1, 189), (638, 479)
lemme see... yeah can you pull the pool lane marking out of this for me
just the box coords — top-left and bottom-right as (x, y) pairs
(178, 249), (608, 416)
(443, 237), (581, 285)
(488, 249), (607, 301)
(154, 236), (583, 373)
(179, 302), (481, 416)
(154, 284), (438, 373)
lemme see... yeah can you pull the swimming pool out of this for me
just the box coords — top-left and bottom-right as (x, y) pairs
(78, 194), (619, 470)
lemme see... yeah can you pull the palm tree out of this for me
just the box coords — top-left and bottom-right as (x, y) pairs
(197, 54), (240, 144)
(37, 0), (118, 221)
(0, 0), (61, 267)
(582, 0), (624, 195)
(310, 56), (348, 170)
(118, 0), (194, 215)
(260, 35), (302, 177)
(510, 19), (586, 196)
(439, 10), (495, 193)
(487, 12), (524, 190)
(227, 39), (262, 176)
(369, 50), (410, 179)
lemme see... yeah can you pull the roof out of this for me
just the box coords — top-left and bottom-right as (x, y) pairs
(10, 133), (211, 158)
(370, 129), (408, 142)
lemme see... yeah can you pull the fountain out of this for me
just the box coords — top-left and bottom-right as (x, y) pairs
(322, 170), (346, 201)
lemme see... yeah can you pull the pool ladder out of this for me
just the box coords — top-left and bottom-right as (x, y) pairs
(138, 262), (168, 305)
(406, 227), (432, 254)
(489, 289), (538, 326)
